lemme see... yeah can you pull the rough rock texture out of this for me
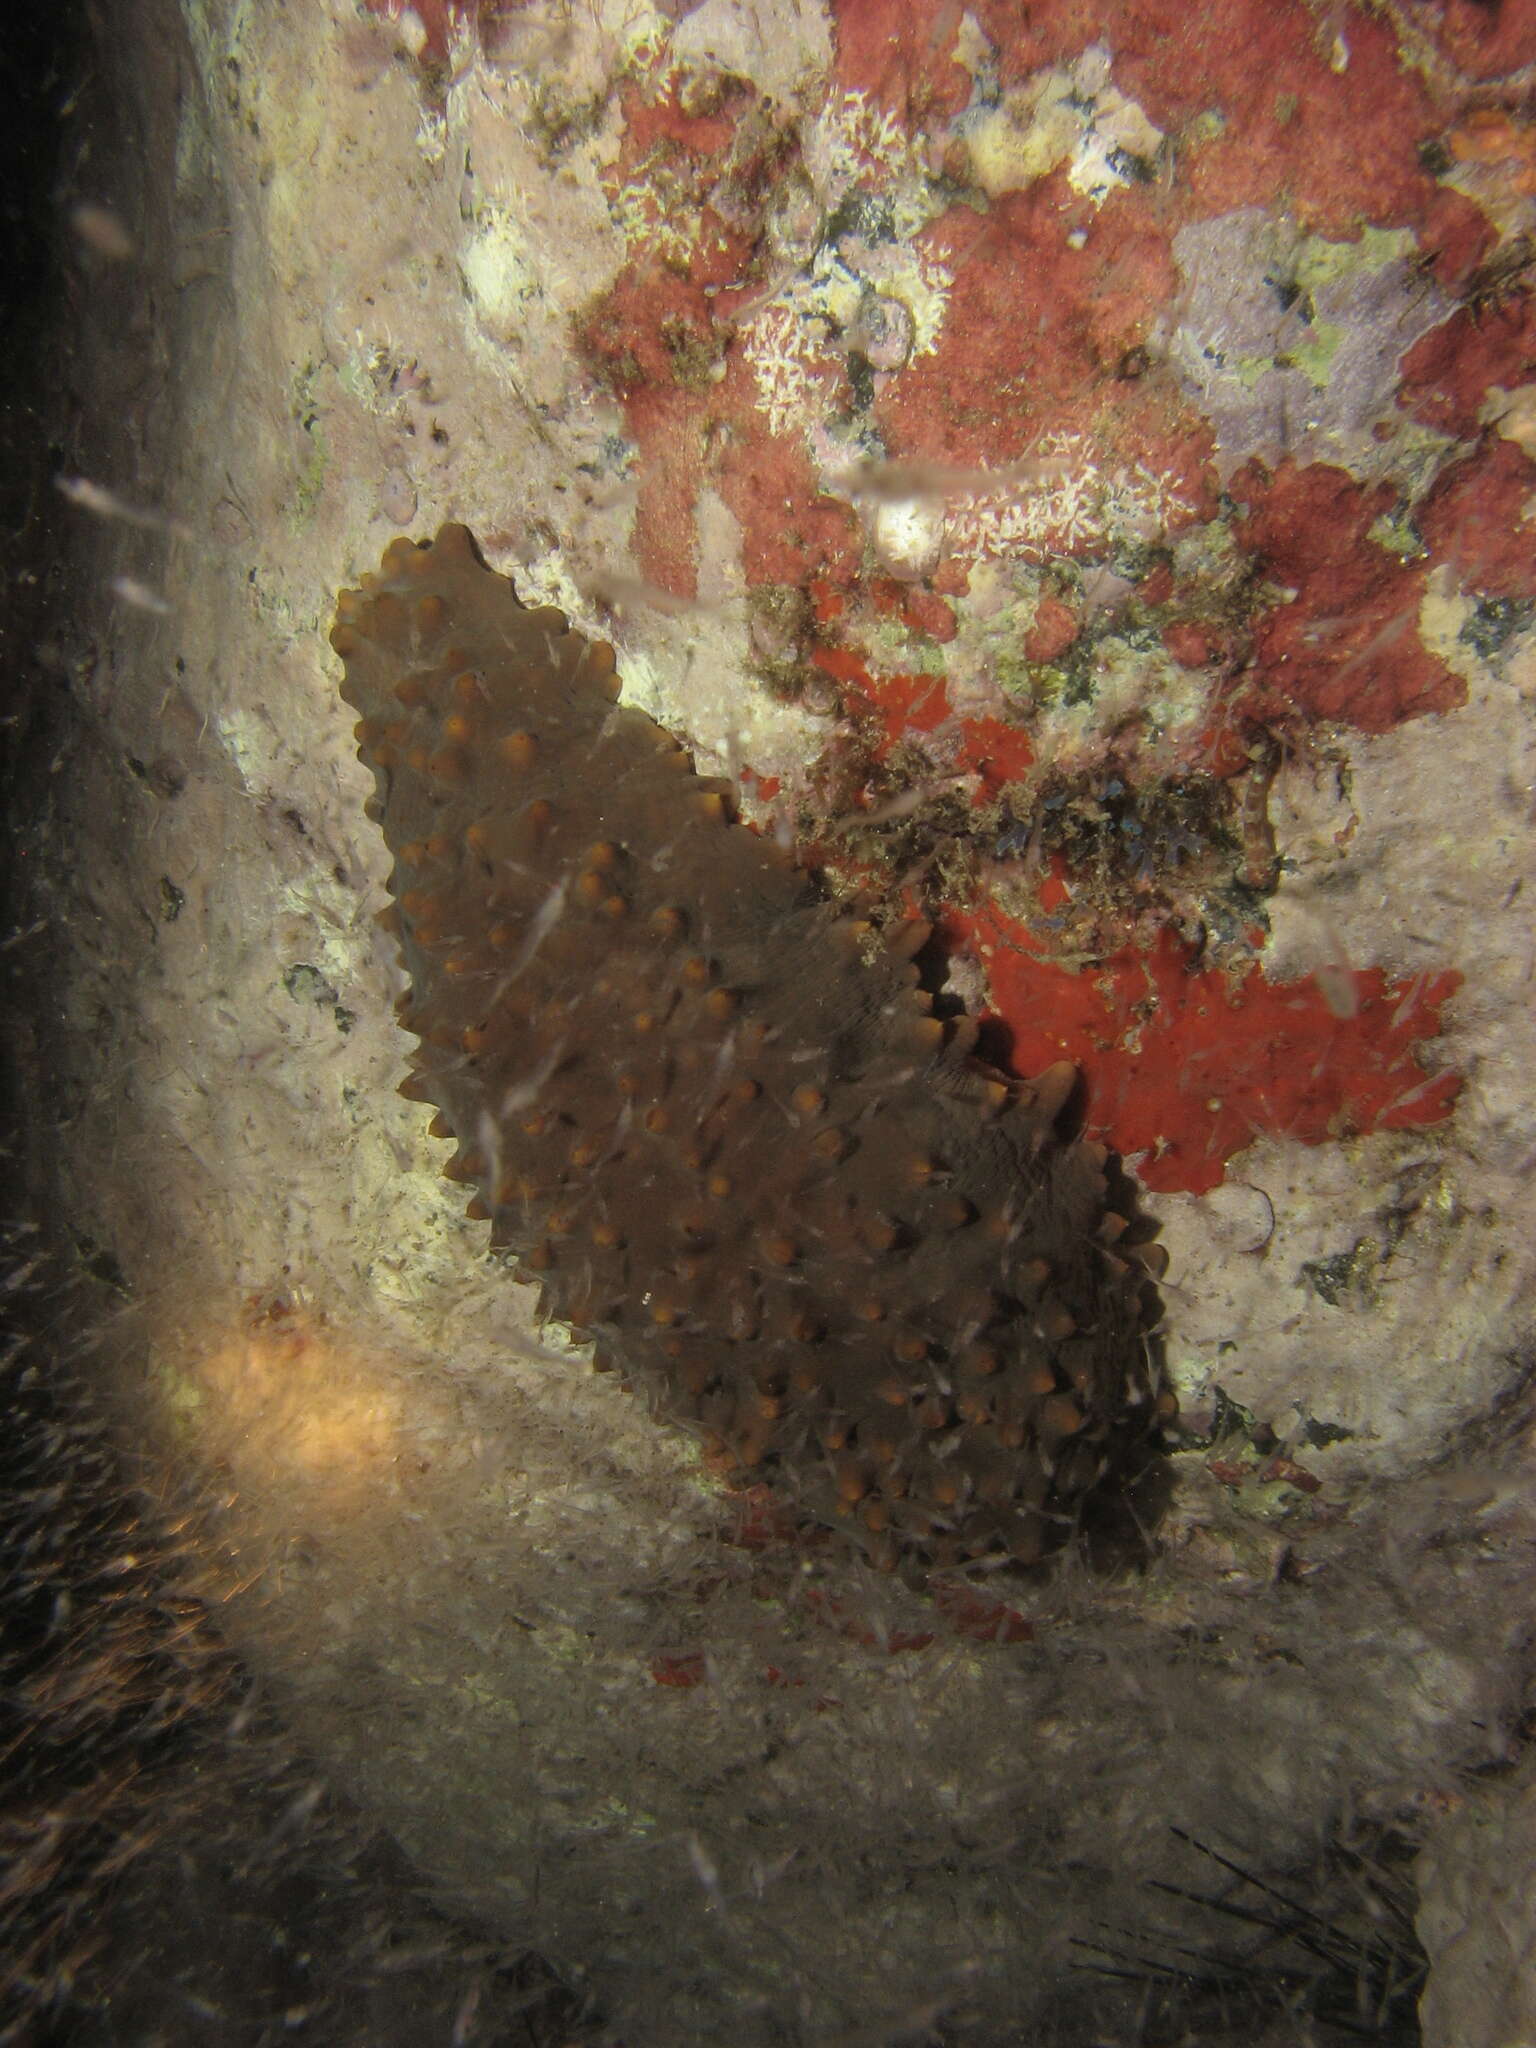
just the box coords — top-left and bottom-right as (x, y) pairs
(334, 524), (1169, 1571)
(1416, 1760), (1536, 2048)
(13, 0), (1536, 2038)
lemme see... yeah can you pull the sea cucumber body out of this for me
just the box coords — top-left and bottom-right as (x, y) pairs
(333, 524), (1167, 1571)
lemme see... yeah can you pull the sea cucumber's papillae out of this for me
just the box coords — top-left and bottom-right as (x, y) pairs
(334, 524), (1170, 1572)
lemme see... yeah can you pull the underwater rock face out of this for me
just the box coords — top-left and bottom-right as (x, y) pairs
(15, 0), (1536, 2039)
(333, 524), (1170, 1572)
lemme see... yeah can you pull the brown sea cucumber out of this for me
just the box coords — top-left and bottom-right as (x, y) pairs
(332, 524), (1171, 1573)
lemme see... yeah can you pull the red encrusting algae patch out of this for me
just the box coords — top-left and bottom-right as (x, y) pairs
(1400, 290), (1536, 439)
(647, 1582), (1035, 1693)
(650, 1652), (708, 1689)
(1229, 461), (1466, 732)
(877, 181), (1214, 521)
(930, 1584), (1035, 1645)
(829, 0), (977, 119)
(832, 0), (1479, 246)
(1025, 597), (1080, 665)
(616, 72), (751, 162)
(949, 910), (1462, 1196)
(1435, 9), (1536, 79)
(580, 248), (865, 597)
(848, 665), (950, 744)
(957, 716), (1036, 793)
(1417, 438), (1536, 604)
(802, 1590), (935, 1654)
(812, 647), (1035, 792)
(969, 0), (1480, 250)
